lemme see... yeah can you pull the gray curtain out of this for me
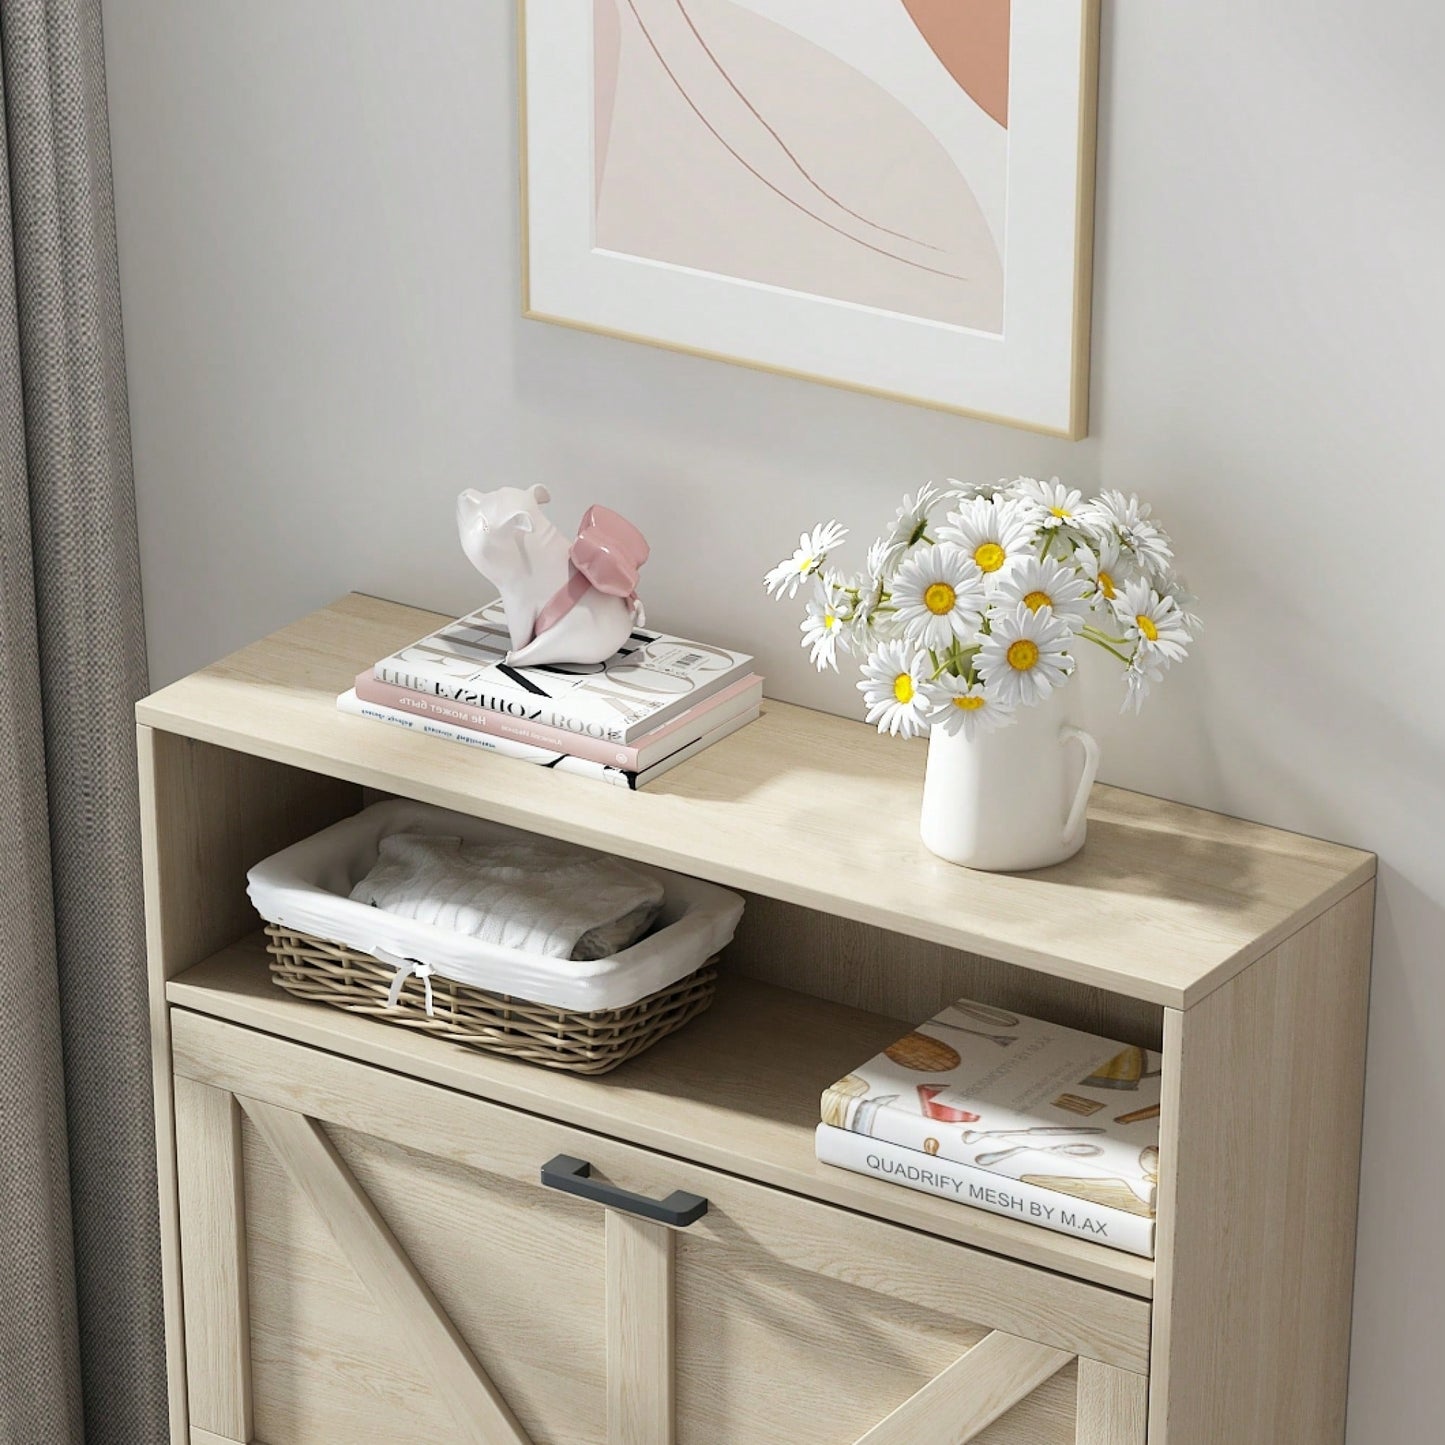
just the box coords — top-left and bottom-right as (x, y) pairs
(0, 1), (165, 1442)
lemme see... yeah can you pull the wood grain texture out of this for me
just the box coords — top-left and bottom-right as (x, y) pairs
(726, 892), (1164, 1051)
(138, 727), (194, 1445)
(1148, 882), (1375, 1444)
(606, 1213), (674, 1445)
(1075, 1358), (1148, 1444)
(136, 593), (1374, 1007)
(188, 1429), (245, 1445)
(173, 1077), (251, 1441)
(173, 1009), (1152, 1371)
(238, 1096), (532, 1445)
(138, 724), (362, 1445)
(242, 1116), (606, 1445)
(672, 1235), (1079, 1445)
(854, 1330), (1074, 1445)
(168, 937), (1153, 1297)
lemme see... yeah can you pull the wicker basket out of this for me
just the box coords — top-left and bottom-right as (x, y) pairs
(264, 924), (718, 1075)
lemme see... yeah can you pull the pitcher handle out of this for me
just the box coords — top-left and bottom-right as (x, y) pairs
(1060, 725), (1100, 841)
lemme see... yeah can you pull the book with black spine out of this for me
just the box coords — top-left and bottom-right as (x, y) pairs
(374, 601), (754, 744)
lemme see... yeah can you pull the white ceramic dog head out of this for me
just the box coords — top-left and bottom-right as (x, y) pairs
(456, 484), (553, 578)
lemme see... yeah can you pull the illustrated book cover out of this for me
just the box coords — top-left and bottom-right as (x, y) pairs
(820, 998), (1162, 1223)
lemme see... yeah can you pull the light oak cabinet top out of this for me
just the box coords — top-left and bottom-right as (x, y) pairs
(139, 592), (1374, 1008)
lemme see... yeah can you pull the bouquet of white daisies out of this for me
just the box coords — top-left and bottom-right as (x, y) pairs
(764, 478), (1197, 739)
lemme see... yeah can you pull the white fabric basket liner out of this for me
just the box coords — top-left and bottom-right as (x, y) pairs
(246, 798), (744, 1013)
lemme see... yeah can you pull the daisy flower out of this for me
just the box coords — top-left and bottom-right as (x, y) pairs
(943, 477), (1003, 506)
(1116, 578), (1192, 665)
(1082, 490), (1174, 579)
(890, 544), (986, 651)
(864, 534), (906, 588)
(937, 496), (1038, 581)
(1122, 652), (1167, 712)
(928, 673), (1014, 740)
(1014, 477), (1085, 531)
(994, 555), (1091, 632)
(1073, 535), (1137, 611)
(1165, 579), (1204, 637)
(857, 641), (932, 738)
(764, 520), (847, 599)
(799, 580), (849, 671)
(976, 603), (1076, 709)
(1080, 488), (1146, 534)
(835, 568), (879, 649)
(884, 483), (945, 552)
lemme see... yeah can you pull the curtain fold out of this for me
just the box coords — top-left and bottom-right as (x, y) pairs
(0, 2), (164, 1441)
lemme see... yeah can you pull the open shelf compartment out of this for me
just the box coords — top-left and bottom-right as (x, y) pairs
(167, 932), (1156, 1299)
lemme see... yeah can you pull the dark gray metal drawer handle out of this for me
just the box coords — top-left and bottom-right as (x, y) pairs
(540, 1154), (708, 1227)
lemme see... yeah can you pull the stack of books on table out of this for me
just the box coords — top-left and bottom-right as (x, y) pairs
(817, 1000), (1162, 1257)
(339, 600), (762, 790)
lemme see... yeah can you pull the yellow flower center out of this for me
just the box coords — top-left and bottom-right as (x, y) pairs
(924, 582), (956, 615)
(893, 672), (915, 704)
(1136, 614), (1159, 642)
(1023, 590), (1052, 613)
(1007, 639), (1040, 671)
(974, 542), (1006, 573)
(1098, 571), (1116, 600)
(952, 694), (986, 712)
(1050, 506), (1070, 519)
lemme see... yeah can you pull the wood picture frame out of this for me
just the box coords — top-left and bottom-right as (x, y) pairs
(520, 1), (1101, 437)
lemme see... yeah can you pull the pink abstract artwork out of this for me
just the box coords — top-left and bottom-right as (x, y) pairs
(525, 0), (1096, 433)
(593, 0), (1012, 334)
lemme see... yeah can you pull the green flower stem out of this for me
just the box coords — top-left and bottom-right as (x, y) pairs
(1081, 633), (1134, 665)
(1082, 623), (1130, 646)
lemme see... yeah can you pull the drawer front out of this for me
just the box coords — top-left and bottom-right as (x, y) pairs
(170, 1009), (1149, 1445)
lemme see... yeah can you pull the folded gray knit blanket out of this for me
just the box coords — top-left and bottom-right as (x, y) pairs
(349, 832), (664, 961)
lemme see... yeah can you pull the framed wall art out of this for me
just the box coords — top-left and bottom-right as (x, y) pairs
(521, 2), (1100, 437)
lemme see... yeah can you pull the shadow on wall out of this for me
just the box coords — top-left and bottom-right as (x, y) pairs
(1346, 865), (1445, 1439)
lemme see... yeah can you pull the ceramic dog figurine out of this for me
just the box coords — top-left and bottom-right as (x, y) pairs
(457, 485), (648, 667)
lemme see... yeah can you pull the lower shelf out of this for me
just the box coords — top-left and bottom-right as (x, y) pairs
(166, 933), (1155, 1299)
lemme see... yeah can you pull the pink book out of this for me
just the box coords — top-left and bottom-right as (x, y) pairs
(355, 670), (763, 771)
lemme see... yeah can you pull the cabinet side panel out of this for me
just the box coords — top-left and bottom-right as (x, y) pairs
(139, 725), (361, 1441)
(1149, 882), (1375, 1443)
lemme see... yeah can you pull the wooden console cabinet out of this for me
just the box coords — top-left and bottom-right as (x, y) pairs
(139, 595), (1375, 1444)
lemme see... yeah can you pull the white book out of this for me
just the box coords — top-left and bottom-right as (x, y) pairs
(815, 1124), (1155, 1258)
(374, 601), (754, 743)
(821, 1000), (1162, 1214)
(337, 689), (758, 790)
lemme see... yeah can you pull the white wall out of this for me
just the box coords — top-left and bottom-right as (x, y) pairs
(103, 3), (1445, 1435)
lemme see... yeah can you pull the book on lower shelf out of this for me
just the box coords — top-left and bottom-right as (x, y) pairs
(373, 600), (755, 743)
(814, 1124), (1155, 1257)
(817, 998), (1161, 1257)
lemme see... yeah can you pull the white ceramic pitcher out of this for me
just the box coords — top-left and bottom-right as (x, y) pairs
(919, 684), (1100, 872)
